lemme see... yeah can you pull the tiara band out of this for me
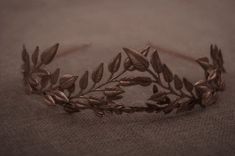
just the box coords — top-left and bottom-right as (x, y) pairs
(21, 43), (225, 117)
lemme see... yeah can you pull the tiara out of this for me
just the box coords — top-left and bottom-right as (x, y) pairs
(21, 43), (225, 117)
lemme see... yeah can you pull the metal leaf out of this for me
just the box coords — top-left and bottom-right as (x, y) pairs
(70, 98), (90, 106)
(22, 45), (29, 62)
(35, 69), (50, 77)
(194, 79), (207, 87)
(210, 45), (221, 66)
(119, 79), (136, 86)
(210, 44), (218, 62)
(104, 87), (124, 97)
(201, 91), (217, 106)
(50, 68), (60, 85)
(79, 70), (89, 90)
(218, 49), (225, 72)
(196, 58), (213, 71)
(43, 95), (56, 106)
(108, 53), (121, 74)
(140, 46), (150, 57)
(207, 69), (217, 81)
(124, 58), (135, 71)
(183, 78), (194, 93)
(162, 64), (173, 83)
(194, 85), (210, 98)
(123, 47), (149, 72)
(40, 75), (50, 89)
(218, 49), (224, 65)
(59, 74), (78, 89)
(40, 43), (59, 65)
(210, 45), (225, 72)
(149, 92), (167, 101)
(119, 76), (152, 87)
(146, 103), (160, 109)
(149, 94), (171, 106)
(174, 75), (183, 90)
(28, 77), (39, 86)
(88, 97), (103, 105)
(21, 45), (30, 73)
(150, 50), (162, 73)
(52, 90), (69, 102)
(133, 76), (152, 86)
(32, 46), (39, 66)
(152, 85), (158, 93)
(92, 63), (104, 83)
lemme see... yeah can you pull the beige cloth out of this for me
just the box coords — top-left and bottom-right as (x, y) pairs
(0, 0), (235, 155)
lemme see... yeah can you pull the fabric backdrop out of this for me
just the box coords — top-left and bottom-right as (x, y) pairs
(0, 0), (234, 155)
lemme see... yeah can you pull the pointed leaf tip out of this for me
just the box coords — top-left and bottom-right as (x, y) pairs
(183, 78), (194, 93)
(108, 53), (122, 74)
(32, 46), (39, 66)
(174, 75), (183, 90)
(150, 50), (162, 73)
(51, 68), (60, 84)
(92, 63), (104, 83)
(59, 74), (78, 89)
(41, 43), (59, 65)
(123, 47), (149, 72)
(79, 70), (89, 89)
(162, 64), (173, 83)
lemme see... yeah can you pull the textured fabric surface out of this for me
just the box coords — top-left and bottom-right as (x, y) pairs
(0, 0), (235, 156)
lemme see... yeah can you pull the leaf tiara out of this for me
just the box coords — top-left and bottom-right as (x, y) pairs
(21, 43), (225, 117)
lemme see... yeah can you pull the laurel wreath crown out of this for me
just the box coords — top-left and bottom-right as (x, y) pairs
(21, 43), (225, 117)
